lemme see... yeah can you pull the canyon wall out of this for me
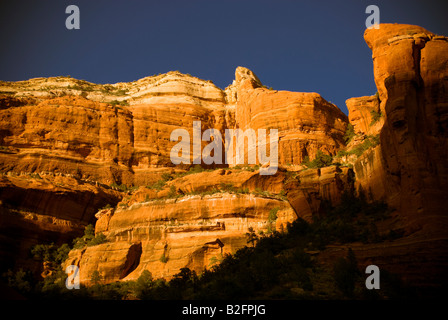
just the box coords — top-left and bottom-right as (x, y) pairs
(354, 24), (448, 235)
(342, 24), (448, 292)
(0, 174), (122, 272)
(1, 23), (447, 293)
(0, 66), (350, 281)
(0, 69), (347, 186)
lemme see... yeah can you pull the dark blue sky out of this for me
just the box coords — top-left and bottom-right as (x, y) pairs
(0, 0), (447, 114)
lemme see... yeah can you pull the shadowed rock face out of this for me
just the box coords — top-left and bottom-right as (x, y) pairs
(360, 24), (448, 234)
(120, 242), (142, 280)
(342, 24), (448, 293)
(0, 175), (122, 272)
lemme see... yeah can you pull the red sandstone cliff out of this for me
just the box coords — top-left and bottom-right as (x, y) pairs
(332, 24), (448, 292)
(0, 66), (349, 281)
(0, 23), (447, 294)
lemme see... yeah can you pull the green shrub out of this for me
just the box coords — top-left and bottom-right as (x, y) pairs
(72, 224), (107, 249)
(31, 243), (71, 265)
(146, 173), (179, 194)
(268, 207), (279, 223)
(88, 233), (107, 246)
(374, 91), (380, 101)
(266, 207), (280, 234)
(333, 249), (360, 298)
(189, 164), (210, 174)
(3, 269), (33, 294)
(115, 89), (128, 96)
(337, 135), (380, 159)
(100, 203), (112, 210)
(303, 150), (333, 168)
(245, 227), (258, 247)
(110, 183), (137, 192)
(109, 99), (129, 106)
(173, 164), (216, 179)
(161, 173), (173, 181)
(160, 253), (168, 263)
(343, 123), (355, 144)
(370, 109), (382, 125)
(351, 135), (380, 157)
(336, 149), (349, 157)
(167, 185), (177, 198)
(90, 270), (103, 286)
(135, 270), (154, 299)
(146, 180), (166, 191)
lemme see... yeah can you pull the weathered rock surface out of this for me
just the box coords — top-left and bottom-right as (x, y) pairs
(0, 65), (351, 283)
(67, 165), (354, 283)
(346, 95), (383, 136)
(1, 23), (448, 295)
(285, 166), (355, 223)
(0, 174), (122, 272)
(0, 96), (136, 185)
(359, 24), (448, 234)
(342, 24), (448, 293)
(66, 192), (296, 283)
(0, 68), (346, 185)
(233, 67), (348, 165)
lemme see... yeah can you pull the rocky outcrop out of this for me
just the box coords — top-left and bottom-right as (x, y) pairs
(233, 67), (348, 165)
(358, 24), (448, 234)
(0, 174), (122, 272)
(66, 165), (355, 283)
(346, 95), (383, 136)
(0, 72), (229, 186)
(0, 68), (351, 282)
(0, 68), (348, 186)
(2, 23), (448, 295)
(342, 24), (448, 293)
(285, 166), (355, 222)
(0, 96), (136, 185)
(66, 192), (296, 283)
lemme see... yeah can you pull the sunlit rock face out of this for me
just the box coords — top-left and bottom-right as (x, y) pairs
(339, 24), (448, 293)
(233, 67), (348, 166)
(358, 24), (448, 234)
(2, 23), (448, 292)
(64, 165), (356, 284)
(0, 68), (349, 282)
(67, 193), (296, 283)
(0, 68), (347, 185)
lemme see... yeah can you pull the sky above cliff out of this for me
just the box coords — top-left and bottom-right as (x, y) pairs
(0, 0), (447, 115)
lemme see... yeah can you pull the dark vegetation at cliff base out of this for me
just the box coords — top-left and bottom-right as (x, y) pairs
(2, 191), (412, 300)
